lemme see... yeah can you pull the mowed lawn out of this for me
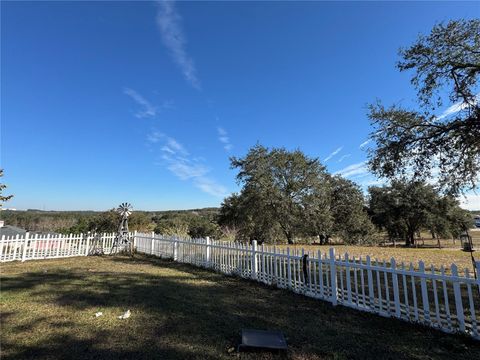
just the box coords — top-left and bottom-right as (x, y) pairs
(1, 256), (480, 360)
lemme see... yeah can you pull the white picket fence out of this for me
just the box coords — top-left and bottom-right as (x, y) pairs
(134, 233), (480, 340)
(1, 232), (479, 340)
(0, 232), (117, 262)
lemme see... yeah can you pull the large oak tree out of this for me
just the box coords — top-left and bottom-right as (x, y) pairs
(367, 19), (480, 195)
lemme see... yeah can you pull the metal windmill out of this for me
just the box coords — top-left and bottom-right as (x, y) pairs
(110, 202), (133, 255)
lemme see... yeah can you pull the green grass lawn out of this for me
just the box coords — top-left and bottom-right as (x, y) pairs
(1, 255), (479, 360)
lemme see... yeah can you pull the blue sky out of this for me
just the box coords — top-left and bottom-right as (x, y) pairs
(1, 1), (479, 211)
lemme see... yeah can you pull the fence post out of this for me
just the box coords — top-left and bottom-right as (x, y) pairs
(329, 248), (338, 305)
(287, 247), (292, 289)
(475, 261), (480, 292)
(150, 231), (155, 255)
(451, 264), (465, 333)
(85, 232), (91, 256)
(251, 240), (258, 280)
(418, 261), (430, 323)
(173, 238), (178, 261)
(345, 253), (352, 305)
(21, 232), (29, 262)
(205, 237), (211, 267)
(0, 235), (5, 261)
(391, 258), (401, 318)
(133, 230), (137, 251)
(13, 234), (20, 260)
(366, 255), (374, 310)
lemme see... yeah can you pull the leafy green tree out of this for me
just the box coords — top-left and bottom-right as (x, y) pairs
(231, 145), (327, 244)
(90, 210), (119, 233)
(427, 196), (473, 239)
(368, 180), (464, 246)
(128, 212), (155, 232)
(367, 19), (480, 195)
(302, 177), (333, 244)
(154, 218), (190, 237)
(218, 191), (280, 243)
(330, 176), (375, 245)
(187, 216), (221, 239)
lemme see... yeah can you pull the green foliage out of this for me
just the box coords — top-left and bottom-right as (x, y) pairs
(230, 145), (329, 244)
(330, 176), (376, 245)
(368, 180), (470, 246)
(153, 210), (221, 239)
(154, 217), (190, 237)
(222, 145), (375, 244)
(368, 19), (480, 195)
(218, 191), (282, 243)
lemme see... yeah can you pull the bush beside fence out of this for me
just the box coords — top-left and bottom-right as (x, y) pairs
(1, 232), (479, 340)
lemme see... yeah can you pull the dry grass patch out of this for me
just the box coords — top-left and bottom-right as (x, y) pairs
(276, 245), (476, 272)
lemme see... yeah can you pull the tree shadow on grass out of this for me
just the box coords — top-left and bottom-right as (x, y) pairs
(1, 255), (479, 360)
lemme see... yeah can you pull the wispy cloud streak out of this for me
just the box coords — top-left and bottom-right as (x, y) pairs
(217, 127), (233, 151)
(156, 1), (200, 89)
(334, 161), (368, 178)
(124, 88), (158, 118)
(324, 147), (343, 162)
(148, 131), (227, 197)
(337, 154), (351, 163)
(436, 94), (479, 120)
(359, 139), (371, 149)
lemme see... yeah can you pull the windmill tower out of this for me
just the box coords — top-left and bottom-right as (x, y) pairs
(110, 203), (133, 255)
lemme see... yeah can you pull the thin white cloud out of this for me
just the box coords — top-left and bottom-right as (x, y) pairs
(148, 131), (227, 197)
(124, 88), (158, 118)
(147, 131), (164, 143)
(217, 127), (233, 151)
(156, 0), (200, 89)
(324, 147), (343, 162)
(337, 154), (351, 163)
(436, 94), (479, 120)
(437, 102), (469, 120)
(359, 139), (371, 149)
(194, 177), (228, 198)
(334, 161), (368, 178)
(167, 162), (208, 180)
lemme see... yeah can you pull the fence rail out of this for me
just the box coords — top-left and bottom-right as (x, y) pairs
(1, 231), (479, 340)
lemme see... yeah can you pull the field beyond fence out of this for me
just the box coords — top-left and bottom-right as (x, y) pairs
(1, 231), (479, 341)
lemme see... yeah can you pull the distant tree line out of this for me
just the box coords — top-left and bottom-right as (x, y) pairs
(0, 171), (473, 246)
(0, 208), (222, 239)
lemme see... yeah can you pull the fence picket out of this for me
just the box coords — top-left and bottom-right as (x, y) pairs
(366, 256), (374, 310)
(329, 248), (337, 305)
(430, 265), (441, 326)
(465, 269), (478, 338)
(391, 258), (401, 318)
(451, 264), (465, 333)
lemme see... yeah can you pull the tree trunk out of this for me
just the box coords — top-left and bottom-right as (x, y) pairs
(405, 232), (415, 247)
(319, 234), (325, 245)
(284, 230), (294, 245)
